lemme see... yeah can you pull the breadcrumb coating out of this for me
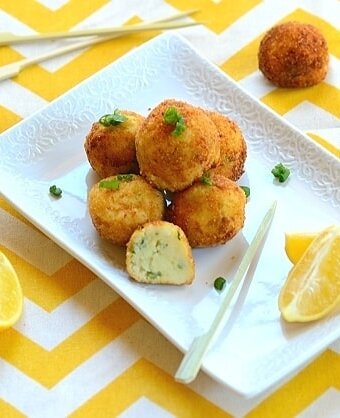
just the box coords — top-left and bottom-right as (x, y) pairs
(85, 110), (144, 178)
(167, 172), (246, 247)
(258, 21), (329, 88)
(136, 99), (220, 192)
(207, 111), (247, 181)
(88, 175), (165, 246)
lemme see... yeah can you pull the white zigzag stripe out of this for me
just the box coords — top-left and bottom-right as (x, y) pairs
(35, 0), (69, 12)
(239, 54), (340, 98)
(0, 361), (46, 414)
(34, 4), (135, 72)
(209, 0), (296, 64)
(13, 279), (118, 350)
(0, 328), (139, 418)
(0, 0), (337, 76)
(239, 71), (276, 98)
(0, 320), (264, 418)
(0, 1), (186, 73)
(106, 0), (295, 67)
(118, 397), (176, 418)
(300, 0), (340, 29)
(308, 128), (340, 150)
(283, 102), (340, 131)
(0, 80), (47, 119)
(45, 0), (199, 71)
(0, 4), (137, 73)
(0, 208), (71, 275)
(330, 339), (340, 354)
(297, 387), (340, 418)
(327, 55), (340, 88)
(0, 0), (295, 75)
(0, 9), (74, 75)
(0, 8), (34, 34)
(132, 323), (266, 418)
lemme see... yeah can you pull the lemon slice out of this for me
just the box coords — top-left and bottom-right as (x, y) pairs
(0, 250), (23, 330)
(279, 225), (340, 322)
(285, 232), (317, 264)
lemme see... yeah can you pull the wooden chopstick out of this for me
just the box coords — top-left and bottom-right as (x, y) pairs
(175, 201), (277, 384)
(0, 9), (199, 45)
(0, 13), (200, 82)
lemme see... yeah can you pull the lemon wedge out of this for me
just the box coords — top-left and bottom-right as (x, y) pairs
(285, 232), (317, 264)
(0, 250), (23, 330)
(279, 225), (340, 322)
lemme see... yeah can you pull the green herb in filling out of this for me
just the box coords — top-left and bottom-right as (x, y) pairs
(136, 238), (146, 250)
(146, 271), (162, 280)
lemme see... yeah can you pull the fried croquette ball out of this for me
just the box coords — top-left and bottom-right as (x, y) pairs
(136, 100), (220, 192)
(167, 172), (246, 247)
(258, 21), (329, 88)
(126, 221), (195, 285)
(88, 174), (165, 246)
(207, 111), (247, 181)
(84, 110), (145, 178)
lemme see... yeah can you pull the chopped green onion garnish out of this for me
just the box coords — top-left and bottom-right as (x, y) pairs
(200, 173), (212, 186)
(164, 107), (179, 124)
(173, 116), (186, 136)
(49, 185), (62, 197)
(240, 186), (250, 198)
(99, 174), (134, 190)
(214, 277), (226, 291)
(271, 163), (290, 183)
(99, 109), (128, 127)
(164, 107), (186, 137)
(99, 178), (120, 190)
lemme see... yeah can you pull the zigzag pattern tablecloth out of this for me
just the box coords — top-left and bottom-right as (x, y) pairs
(0, 1), (339, 417)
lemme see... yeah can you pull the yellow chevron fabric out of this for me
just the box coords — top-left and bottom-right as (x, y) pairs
(0, 1), (339, 417)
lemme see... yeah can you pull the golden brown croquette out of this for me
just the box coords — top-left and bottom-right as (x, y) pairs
(136, 99), (220, 192)
(167, 171), (246, 247)
(84, 110), (144, 178)
(207, 111), (247, 181)
(258, 21), (329, 88)
(88, 174), (165, 246)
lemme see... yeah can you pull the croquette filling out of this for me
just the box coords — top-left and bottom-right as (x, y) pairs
(129, 226), (191, 283)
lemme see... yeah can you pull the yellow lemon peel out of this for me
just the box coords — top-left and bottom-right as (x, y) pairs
(0, 251), (23, 330)
(279, 225), (340, 322)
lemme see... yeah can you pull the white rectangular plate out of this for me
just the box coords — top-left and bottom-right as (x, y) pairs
(1, 33), (339, 398)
